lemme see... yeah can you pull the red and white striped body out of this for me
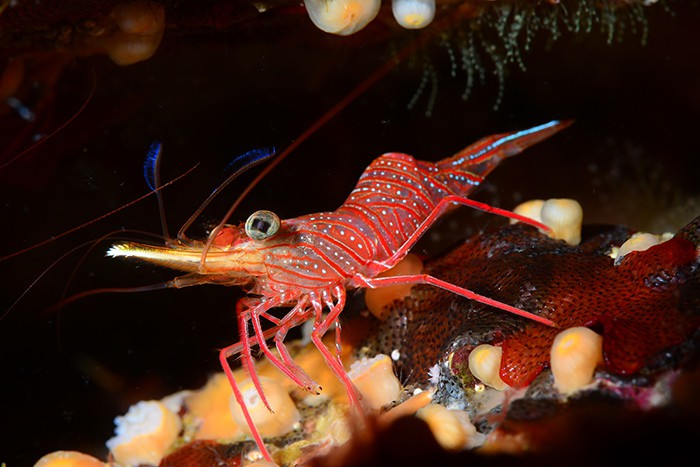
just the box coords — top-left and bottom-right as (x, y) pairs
(107, 120), (570, 462)
(231, 120), (570, 300)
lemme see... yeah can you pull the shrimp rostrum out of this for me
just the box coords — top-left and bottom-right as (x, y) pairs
(107, 120), (571, 461)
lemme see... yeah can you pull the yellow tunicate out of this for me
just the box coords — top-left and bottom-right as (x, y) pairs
(229, 376), (301, 438)
(416, 404), (478, 451)
(287, 343), (346, 405)
(468, 344), (508, 391)
(101, 1), (166, 65)
(113, 1), (165, 35)
(304, 0), (381, 35)
(550, 327), (603, 395)
(365, 253), (423, 320)
(186, 373), (244, 440)
(347, 354), (402, 411)
(379, 388), (433, 426)
(106, 400), (181, 466)
(34, 451), (107, 467)
(103, 30), (164, 66)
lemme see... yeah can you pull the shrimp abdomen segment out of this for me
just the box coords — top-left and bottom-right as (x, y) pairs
(331, 120), (571, 262)
(437, 120), (572, 185)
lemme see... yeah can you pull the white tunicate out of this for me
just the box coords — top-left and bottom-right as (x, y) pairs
(540, 198), (583, 245)
(614, 232), (661, 265)
(392, 0), (436, 29)
(304, 0), (381, 35)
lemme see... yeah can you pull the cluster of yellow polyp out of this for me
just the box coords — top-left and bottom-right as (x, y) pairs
(32, 339), (416, 466)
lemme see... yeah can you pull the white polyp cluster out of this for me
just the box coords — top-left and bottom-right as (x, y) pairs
(512, 198), (583, 245)
(613, 232), (670, 265)
(416, 404), (482, 451)
(550, 327), (603, 395)
(347, 354), (402, 411)
(229, 376), (301, 438)
(365, 253), (423, 320)
(303, 0), (381, 36)
(105, 400), (181, 466)
(392, 0), (436, 29)
(102, 1), (166, 65)
(468, 344), (509, 391)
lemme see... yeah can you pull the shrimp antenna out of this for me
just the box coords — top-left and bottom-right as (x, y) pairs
(0, 163), (198, 262)
(194, 31), (433, 269)
(143, 140), (171, 242)
(143, 141), (161, 191)
(225, 147), (276, 174)
(0, 68), (96, 171)
(176, 147), (277, 240)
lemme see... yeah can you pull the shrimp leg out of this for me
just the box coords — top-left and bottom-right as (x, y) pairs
(219, 298), (321, 463)
(236, 299), (277, 413)
(309, 296), (365, 411)
(373, 194), (553, 273)
(219, 309), (275, 462)
(273, 312), (322, 393)
(355, 273), (557, 328)
(250, 298), (323, 394)
(319, 285), (347, 367)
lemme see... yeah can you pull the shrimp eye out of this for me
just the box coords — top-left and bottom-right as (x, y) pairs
(245, 210), (280, 240)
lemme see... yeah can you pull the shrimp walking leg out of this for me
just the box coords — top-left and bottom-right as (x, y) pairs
(320, 286), (348, 367)
(317, 286), (348, 336)
(219, 335), (274, 462)
(273, 311), (323, 394)
(310, 297), (364, 411)
(252, 299), (323, 393)
(378, 194), (553, 270)
(355, 273), (557, 327)
(236, 299), (276, 412)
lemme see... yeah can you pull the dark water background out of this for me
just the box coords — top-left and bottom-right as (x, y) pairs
(1, 2), (699, 464)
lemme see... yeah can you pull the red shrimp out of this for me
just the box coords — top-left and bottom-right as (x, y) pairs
(107, 119), (571, 461)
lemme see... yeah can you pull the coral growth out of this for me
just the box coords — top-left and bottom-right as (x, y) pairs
(364, 215), (700, 391)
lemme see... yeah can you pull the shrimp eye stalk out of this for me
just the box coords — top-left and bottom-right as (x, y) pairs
(245, 210), (280, 240)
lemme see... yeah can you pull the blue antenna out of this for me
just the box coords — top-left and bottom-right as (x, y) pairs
(143, 140), (162, 191)
(176, 146), (278, 240)
(225, 147), (277, 174)
(142, 140), (171, 241)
